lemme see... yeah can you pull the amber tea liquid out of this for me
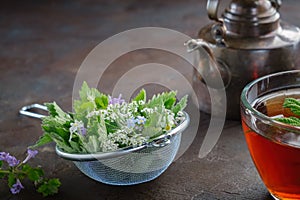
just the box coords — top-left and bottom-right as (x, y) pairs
(242, 88), (300, 199)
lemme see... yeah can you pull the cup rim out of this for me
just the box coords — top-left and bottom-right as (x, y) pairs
(241, 70), (300, 135)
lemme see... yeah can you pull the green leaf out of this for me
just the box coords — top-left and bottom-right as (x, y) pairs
(69, 140), (82, 152)
(95, 95), (109, 109)
(22, 163), (31, 171)
(42, 121), (70, 143)
(28, 168), (44, 182)
(8, 173), (16, 188)
(133, 89), (146, 102)
(275, 116), (300, 126)
(45, 102), (71, 119)
(83, 136), (100, 153)
(82, 116), (107, 153)
(45, 103), (58, 117)
(146, 91), (177, 109)
(77, 81), (101, 103)
(172, 95), (188, 116)
(73, 101), (94, 122)
(283, 98), (300, 117)
(47, 132), (74, 153)
(142, 126), (162, 138)
(105, 120), (118, 134)
(164, 97), (176, 109)
(40, 102), (73, 147)
(0, 160), (3, 168)
(37, 178), (61, 197)
(275, 98), (300, 127)
(142, 103), (164, 138)
(79, 81), (90, 101)
(79, 102), (95, 111)
(23, 164), (44, 182)
(43, 125), (69, 141)
(30, 134), (53, 149)
(88, 114), (107, 139)
(37, 101), (77, 152)
(74, 82), (109, 122)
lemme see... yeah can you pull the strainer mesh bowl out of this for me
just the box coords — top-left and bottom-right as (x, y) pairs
(74, 133), (181, 185)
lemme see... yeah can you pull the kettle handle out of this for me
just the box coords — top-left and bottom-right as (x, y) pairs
(207, 0), (221, 22)
(270, 0), (282, 11)
(184, 39), (231, 89)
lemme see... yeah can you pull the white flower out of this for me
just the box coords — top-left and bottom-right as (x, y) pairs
(69, 120), (84, 141)
(141, 108), (154, 114)
(138, 100), (145, 105)
(136, 116), (146, 125)
(112, 130), (130, 145)
(86, 110), (100, 118)
(69, 120), (84, 133)
(129, 135), (146, 147)
(166, 112), (175, 126)
(101, 139), (118, 152)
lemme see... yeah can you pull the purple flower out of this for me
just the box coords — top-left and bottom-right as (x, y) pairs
(0, 152), (20, 167)
(109, 94), (125, 105)
(79, 126), (87, 136)
(6, 155), (20, 167)
(0, 152), (9, 161)
(10, 179), (24, 194)
(22, 149), (38, 164)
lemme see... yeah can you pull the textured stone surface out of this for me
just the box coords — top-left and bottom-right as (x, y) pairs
(1, 0), (300, 199)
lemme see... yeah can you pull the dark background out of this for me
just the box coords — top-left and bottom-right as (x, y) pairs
(1, 0), (300, 199)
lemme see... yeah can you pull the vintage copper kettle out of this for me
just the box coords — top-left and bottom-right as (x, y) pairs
(186, 0), (300, 119)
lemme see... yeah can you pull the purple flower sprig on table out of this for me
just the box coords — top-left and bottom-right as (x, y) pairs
(0, 149), (61, 196)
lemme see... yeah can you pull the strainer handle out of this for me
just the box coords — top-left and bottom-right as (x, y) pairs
(19, 103), (47, 119)
(151, 137), (171, 148)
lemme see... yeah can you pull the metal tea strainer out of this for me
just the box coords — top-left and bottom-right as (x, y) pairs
(19, 104), (190, 185)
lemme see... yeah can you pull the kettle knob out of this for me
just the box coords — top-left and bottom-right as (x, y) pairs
(207, 0), (282, 22)
(207, 0), (281, 38)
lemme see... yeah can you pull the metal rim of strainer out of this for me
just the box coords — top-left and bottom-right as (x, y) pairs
(55, 111), (190, 161)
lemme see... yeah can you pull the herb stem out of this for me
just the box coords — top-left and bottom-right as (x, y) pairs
(0, 169), (10, 174)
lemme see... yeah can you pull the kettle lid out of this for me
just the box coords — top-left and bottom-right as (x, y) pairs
(223, 0), (280, 37)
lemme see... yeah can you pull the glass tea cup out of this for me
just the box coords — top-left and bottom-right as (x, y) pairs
(240, 70), (300, 200)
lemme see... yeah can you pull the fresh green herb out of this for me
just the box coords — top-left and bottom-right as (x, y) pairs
(282, 98), (300, 116)
(275, 97), (300, 126)
(32, 81), (188, 153)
